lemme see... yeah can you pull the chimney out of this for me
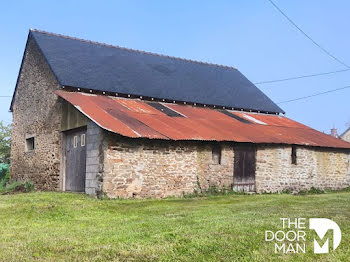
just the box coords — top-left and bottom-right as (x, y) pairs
(330, 128), (339, 138)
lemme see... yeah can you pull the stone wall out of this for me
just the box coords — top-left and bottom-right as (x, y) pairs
(10, 36), (62, 190)
(255, 145), (350, 193)
(196, 143), (234, 191)
(101, 134), (234, 198)
(85, 121), (104, 196)
(101, 135), (350, 198)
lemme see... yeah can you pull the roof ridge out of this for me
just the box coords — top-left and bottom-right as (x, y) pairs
(29, 28), (238, 71)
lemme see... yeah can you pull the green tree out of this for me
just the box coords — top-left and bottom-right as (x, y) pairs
(0, 121), (11, 164)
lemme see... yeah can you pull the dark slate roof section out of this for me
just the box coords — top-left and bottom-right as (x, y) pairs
(219, 110), (252, 124)
(145, 102), (184, 117)
(29, 29), (284, 114)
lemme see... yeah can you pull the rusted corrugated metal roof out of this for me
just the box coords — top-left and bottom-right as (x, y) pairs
(56, 90), (350, 149)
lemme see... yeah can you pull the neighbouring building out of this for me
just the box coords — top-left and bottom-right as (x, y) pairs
(10, 29), (350, 198)
(341, 127), (350, 143)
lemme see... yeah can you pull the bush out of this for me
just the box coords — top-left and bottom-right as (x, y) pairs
(298, 187), (325, 195)
(182, 185), (243, 198)
(0, 163), (10, 188)
(23, 181), (35, 192)
(0, 163), (9, 180)
(0, 180), (34, 194)
(0, 121), (11, 164)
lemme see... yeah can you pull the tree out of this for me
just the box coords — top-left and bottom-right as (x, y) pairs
(0, 121), (11, 164)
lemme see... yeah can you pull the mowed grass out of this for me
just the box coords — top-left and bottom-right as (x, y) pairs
(0, 192), (349, 261)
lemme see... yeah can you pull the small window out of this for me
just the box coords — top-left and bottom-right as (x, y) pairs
(26, 137), (35, 152)
(81, 134), (86, 147)
(212, 144), (222, 164)
(74, 136), (78, 148)
(291, 145), (297, 165)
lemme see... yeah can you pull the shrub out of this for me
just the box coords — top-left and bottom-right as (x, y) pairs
(0, 163), (9, 180)
(308, 187), (324, 194)
(298, 187), (324, 195)
(0, 180), (34, 194)
(281, 188), (292, 194)
(182, 185), (243, 198)
(23, 181), (35, 192)
(340, 186), (350, 192)
(0, 164), (10, 189)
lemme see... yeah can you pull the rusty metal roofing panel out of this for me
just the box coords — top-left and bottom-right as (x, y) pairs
(56, 91), (165, 139)
(115, 99), (162, 115)
(233, 112), (308, 129)
(167, 104), (231, 121)
(174, 118), (234, 141)
(55, 90), (350, 149)
(128, 113), (190, 140)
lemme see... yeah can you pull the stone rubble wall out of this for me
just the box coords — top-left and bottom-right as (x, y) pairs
(10, 37), (62, 190)
(195, 144), (234, 191)
(255, 145), (350, 193)
(100, 136), (350, 198)
(101, 134), (234, 198)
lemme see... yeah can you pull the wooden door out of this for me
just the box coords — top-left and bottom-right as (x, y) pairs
(233, 144), (256, 192)
(65, 128), (87, 192)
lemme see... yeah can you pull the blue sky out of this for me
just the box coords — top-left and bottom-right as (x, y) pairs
(1, 0), (349, 134)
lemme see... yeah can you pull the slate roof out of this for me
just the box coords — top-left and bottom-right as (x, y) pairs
(21, 29), (284, 114)
(56, 90), (350, 149)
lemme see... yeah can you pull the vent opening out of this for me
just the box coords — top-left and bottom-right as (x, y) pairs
(291, 145), (297, 165)
(25, 137), (35, 152)
(212, 144), (222, 164)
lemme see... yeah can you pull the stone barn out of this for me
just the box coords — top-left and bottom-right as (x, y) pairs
(10, 29), (350, 198)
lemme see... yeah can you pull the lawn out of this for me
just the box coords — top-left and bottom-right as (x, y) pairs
(0, 191), (349, 261)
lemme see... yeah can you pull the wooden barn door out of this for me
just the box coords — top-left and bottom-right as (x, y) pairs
(233, 145), (256, 192)
(65, 128), (87, 192)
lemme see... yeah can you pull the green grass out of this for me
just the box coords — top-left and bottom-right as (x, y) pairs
(0, 192), (349, 261)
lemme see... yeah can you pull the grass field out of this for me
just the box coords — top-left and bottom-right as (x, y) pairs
(0, 191), (349, 261)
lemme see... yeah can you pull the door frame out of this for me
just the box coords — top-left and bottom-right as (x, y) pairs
(60, 126), (87, 192)
(233, 143), (257, 192)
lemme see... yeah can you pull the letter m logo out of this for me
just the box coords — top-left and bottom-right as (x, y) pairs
(309, 218), (341, 254)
